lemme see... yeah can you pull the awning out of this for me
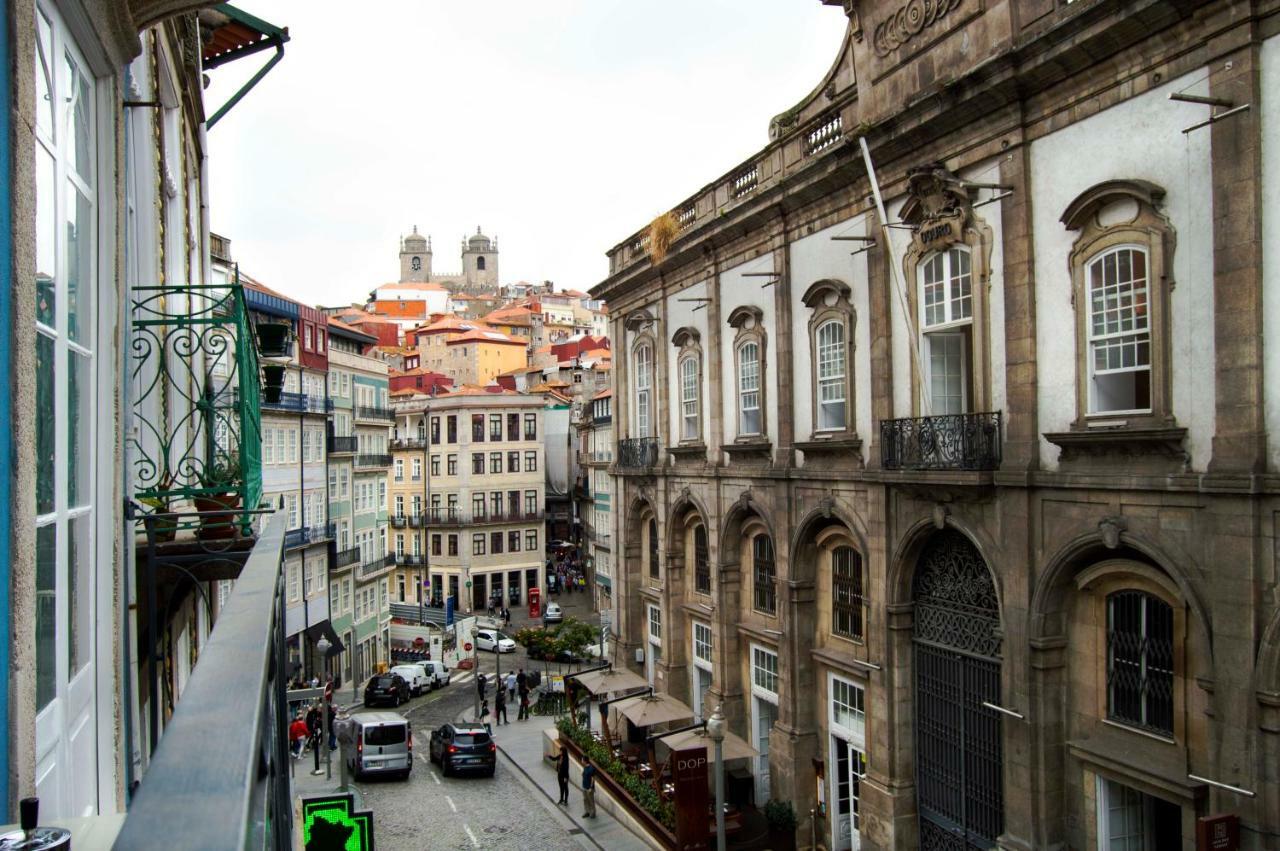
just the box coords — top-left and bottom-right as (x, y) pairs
(304, 620), (345, 657)
(573, 667), (647, 696)
(659, 726), (758, 761)
(613, 692), (695, 728)
(198, 4), (290, 128)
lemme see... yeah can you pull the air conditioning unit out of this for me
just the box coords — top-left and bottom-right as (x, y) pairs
(635, 647), (645, 664)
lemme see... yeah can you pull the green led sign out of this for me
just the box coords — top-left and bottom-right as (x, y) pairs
(301, 793), (375, 851)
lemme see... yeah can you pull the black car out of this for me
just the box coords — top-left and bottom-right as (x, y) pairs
(363, 673), (410, 707)
(429, 723), (496, 777)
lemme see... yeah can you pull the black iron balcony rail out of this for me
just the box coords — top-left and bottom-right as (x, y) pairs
(262, 391), (328, 415)
(392, 436), (429, 450)
(332, 545), (361, 568)
(130, 281), (262, 526)
(397, 553), (429, 567)
(284, 522), (335, 550)
(880, 412), (1002, 472)
(359, 552), (397, 579)
(355, 405), (395, 422)
(617, 437), (661, 469)
(355, 453), (392, 469)
(389, 513), (427, 529)
(117, 512), (291, 850)
(327, 434), (357, 454)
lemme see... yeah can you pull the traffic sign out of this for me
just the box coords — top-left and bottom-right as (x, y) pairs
(464, 642), (473, 652)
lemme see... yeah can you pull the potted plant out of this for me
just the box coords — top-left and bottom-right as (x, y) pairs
(262, 363), (286, 403)
(256, 322), (292, 358)
(764, 799), (798, 851)
(138, 496), (178, 543)
(194, 456), (242, 540)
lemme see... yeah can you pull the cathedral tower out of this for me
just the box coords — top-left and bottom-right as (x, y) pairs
(399, 226), (432, 282)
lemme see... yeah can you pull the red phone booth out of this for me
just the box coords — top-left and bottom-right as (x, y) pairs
(528, 587), (542, 619)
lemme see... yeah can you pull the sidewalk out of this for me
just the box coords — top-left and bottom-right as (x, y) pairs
(475, 709), (651, 851)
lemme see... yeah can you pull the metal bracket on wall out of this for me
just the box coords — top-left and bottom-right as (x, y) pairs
(1171, 92), (1250, 135)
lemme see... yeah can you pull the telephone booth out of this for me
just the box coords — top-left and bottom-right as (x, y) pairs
(528, 587), (542, 619)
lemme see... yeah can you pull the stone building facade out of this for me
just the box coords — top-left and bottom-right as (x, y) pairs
(593, 2), (1280, 849)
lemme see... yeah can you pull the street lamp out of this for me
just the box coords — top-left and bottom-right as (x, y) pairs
(471, 626), (481, 721)
(316, 636), (333, 781)
(706, 704), (726, 851)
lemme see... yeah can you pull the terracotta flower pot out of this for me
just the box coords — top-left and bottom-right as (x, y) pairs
(194, 493), (242, 540)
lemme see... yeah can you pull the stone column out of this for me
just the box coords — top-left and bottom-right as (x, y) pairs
(772, 211), (796, 464)
(997, 137), (1040, 472)
(704, 247), (725, 463)
(865, 211), (894, 469)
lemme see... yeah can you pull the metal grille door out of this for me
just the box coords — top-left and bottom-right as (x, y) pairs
(912, 530), (1004, 850)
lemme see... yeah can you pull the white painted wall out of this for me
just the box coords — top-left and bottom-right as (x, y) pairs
(788, 215), (873, 467)
(960, 158), (1007, 420)
(719, 257), (780, 460)
(1030, 70), (1215, 470)
(1262, 35), (1280, 473)
(664, 280), (710, 445)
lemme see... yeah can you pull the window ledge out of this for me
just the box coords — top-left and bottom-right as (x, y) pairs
(667, 442), (708, 461)
(1043, 425), (1187, 463)
(796, 435), (863, 457)
(722, 439), (772, 460)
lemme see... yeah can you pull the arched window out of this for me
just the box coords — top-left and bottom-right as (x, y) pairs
(738, 341), (762, 436)
(694, 525), (710, 594)
(816, 319), (847, 430)
(919, 246), (973, 415)
(831, 546), (864, 640)
(477, 256), (486, 271)
(679, 355), (700, 441)
(648, 518), (659, 580)
(1086, 246), (1150, 413)
(752, 534), (776, 614)
(634, 343), (653, 438)
(1106, 590), (1173, 735)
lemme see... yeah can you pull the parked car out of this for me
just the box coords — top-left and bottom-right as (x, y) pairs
(475, 629), (516, 653)
(343, 712), (412, 781)
(418, 660), (451, 688)
(542, 602), (564, 625)
(363, 673), (410, 707)
(391, 664), (431, 697)
(429, 723), (496, 777)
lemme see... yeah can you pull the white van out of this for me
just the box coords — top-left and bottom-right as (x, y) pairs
(343, 712), (412, 780)
(418, 660), (451, 688)
(391, 664), (431, 697)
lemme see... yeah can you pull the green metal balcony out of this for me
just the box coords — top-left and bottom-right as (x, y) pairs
(131, 279), (263, 537)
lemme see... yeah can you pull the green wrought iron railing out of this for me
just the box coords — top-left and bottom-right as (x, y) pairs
(131, 277), (263, 532)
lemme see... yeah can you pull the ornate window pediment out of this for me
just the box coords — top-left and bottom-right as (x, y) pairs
(671, 326), (701, 348)
(727, 305), (764, 331)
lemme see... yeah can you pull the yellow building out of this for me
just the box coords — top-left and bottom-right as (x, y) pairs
(389, 390), (546, 613)
(444, 328), (528, 386)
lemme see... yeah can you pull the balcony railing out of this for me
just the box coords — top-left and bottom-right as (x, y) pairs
(354, 453), (392, 469)
(261, 391), (328, 415)
(130, 280), (262, 528)
(880, 412), (1003, 472)
(332, 545), (361, 568)
(355, 405), (395, 422)
(327, 434), (358, 454)
(284, 522), (335, 550)
(391, 436), (428, 450)
(359, 552), (397, 579)
(117, 512), (291, 850)
(617, 437), (661, 469)
(397, 553), (429, 567)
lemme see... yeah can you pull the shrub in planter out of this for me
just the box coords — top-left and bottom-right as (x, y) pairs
(256, 322), (292, 358)
(557, 717), (675, 830)
(138, 496), (177, 543)
(764, 799), (799, 851)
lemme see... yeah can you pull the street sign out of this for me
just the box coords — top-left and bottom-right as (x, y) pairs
(465, 580), (472, 588)
(301, 793), (374, 851)
(464, 642), (473, 652)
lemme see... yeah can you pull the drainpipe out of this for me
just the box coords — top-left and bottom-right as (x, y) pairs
(0, 0), (13, 817)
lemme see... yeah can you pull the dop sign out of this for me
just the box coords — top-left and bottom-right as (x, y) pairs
(673, 746), (710, 850)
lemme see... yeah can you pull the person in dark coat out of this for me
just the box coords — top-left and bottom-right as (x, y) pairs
(495, 688), (508, 725)
(556, 748), (571, 805)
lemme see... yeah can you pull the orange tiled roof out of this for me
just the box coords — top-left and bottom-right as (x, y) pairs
(445, 329), (526, 347)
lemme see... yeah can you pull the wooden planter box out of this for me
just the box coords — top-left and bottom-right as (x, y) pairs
(558, 731), (678, 850)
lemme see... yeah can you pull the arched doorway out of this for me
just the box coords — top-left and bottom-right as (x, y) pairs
(912, 529), (1004, 849)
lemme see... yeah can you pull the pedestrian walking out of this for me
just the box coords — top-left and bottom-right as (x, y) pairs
(518, 686), (530, 721)
(477, 672), (487, 699)
(307, 704), (323, 776)
(505, 671), (516, 701)
(326, 701), (337, 751)
(289, 714), (308, 759)
(495, 689), (508, 725)
(556, 748), (570, 805)
(480, 698), (491, 733)
(581, 756), (597, 818)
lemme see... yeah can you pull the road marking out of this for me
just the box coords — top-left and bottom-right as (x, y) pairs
(445, 795), (457, 813)
(429, 769), (441, 785)
(463, 825), (480, 848)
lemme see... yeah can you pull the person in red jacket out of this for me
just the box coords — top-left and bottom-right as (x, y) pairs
(289, 714), (309, 759)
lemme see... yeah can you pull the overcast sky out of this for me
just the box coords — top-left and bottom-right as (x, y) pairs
(206, 2), (848, 307)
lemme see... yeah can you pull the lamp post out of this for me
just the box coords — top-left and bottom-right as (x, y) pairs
(316, 636), (333, 781)
(706, 704), (726, 851)
(471, 625), (481, 721)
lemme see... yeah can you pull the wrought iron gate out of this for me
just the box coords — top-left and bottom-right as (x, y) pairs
(912, 530), (1004, 850)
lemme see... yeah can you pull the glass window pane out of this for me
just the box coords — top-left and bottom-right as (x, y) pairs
(64, 50), (93, 182)
(36, 332), (55, 515)
(68, 350), (91, 508)
(36, 523), (56, 711)
(66, 182), (92, 344)
(35, 12), (54, 138)
(69, 513), (91, 674)
(36, 149), (56, 326)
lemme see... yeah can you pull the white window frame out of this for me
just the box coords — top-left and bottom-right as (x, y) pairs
(828, 673), (867, 851)
(679, 354), (699, 442)
(737, 340), (762, 436)
(750, 644), (779, 701)
(1086, 245), (1152, 416)
(634, 343), (653, 438)
(815, 318), (847, 431)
